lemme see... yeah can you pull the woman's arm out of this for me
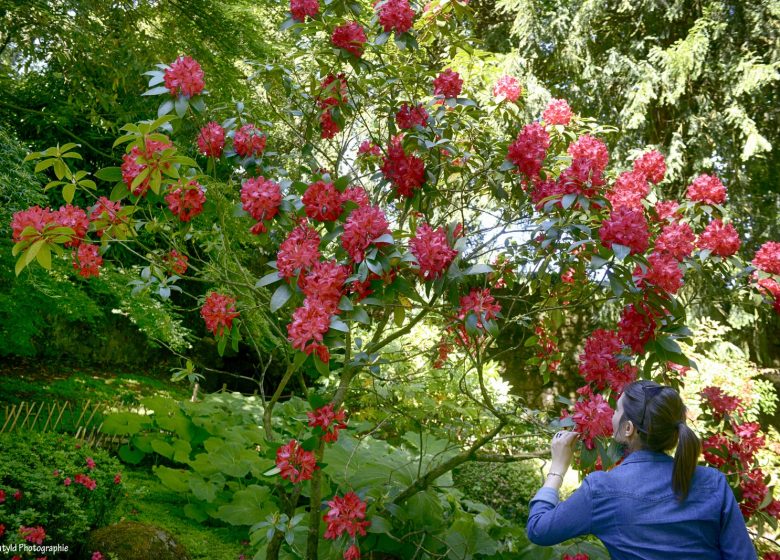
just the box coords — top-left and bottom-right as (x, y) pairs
(526, 430), (593, 545)
(717, 473), (758, 559)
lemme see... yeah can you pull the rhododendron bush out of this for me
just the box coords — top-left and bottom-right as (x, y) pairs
(9, 2), (780, 557)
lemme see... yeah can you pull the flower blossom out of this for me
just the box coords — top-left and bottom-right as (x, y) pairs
(698, 220), (741, 257)
(341, 205), (391, 263)
(409, 223), (457, 280)
(276, 439), (318, 483)
(686, 174), (726, 205)
(241, 176), (282, 234)
(165, 180), (206, 222)
(200, 292), (239, 337)
(492, 75), (522, 102)
(433, 69), (463, 98)
(331, 22), (367, 57)
(307, 404), (348, 443)
(163, 56), (205, 97)
(233, 124), (267, 158)
(197, 122), (225, 157)
(542, 98), (573, 125)
(507, 122), (550, 179)
(277, 224), (321, 279)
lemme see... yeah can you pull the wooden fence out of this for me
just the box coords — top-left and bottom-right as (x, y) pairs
(0, 399), (126, 448)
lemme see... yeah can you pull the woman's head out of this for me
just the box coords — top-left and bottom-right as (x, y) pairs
(612, 380), (701, 499)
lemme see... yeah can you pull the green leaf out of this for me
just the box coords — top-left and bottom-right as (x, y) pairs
(35, 244), (51, 269)
(612, 243), (631, 262)
(175, 95), (189, 118)
(118, 443), (146, 464)
(102, 412), (152, 435)
(158, 98), (175, 117)
(62, 182), (76, 204)
(214, 485), (273, 526)
(95, 167), (123, 182)
(256, 271), (282, 288)
(110, 181), (129, 201)
(270, 283), (293, 312)
(143, 85), (172, 96)
(464, 263), (493, 275)
(154, 465), (191, 492)
(657, 336), (682, 354)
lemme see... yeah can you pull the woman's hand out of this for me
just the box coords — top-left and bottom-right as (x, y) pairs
(550, 430), (580, 473)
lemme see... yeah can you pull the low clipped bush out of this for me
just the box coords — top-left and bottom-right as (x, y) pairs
(0, 432), (124, 556)
(453, 460), (542, 524)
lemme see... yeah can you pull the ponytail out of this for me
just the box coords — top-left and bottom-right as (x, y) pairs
(673, 421), (701, 500)
(621, 381), (701, 501)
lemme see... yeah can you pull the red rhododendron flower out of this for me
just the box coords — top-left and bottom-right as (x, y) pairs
(686, 174), (726, 205)
(201, 292), (239, 337)
(357, 140), (381, 157)
(377, 0), (415, 34)
(320, 110), (341, 139)
(700, 386), (742, 420)
(458, 288), (501, 328)
(433, 338), (453, 369)
(559, 135), (609, 196)
(643, 252), (684, 294)
(757, 277), (780, 298)
(197, 121), (225, 157)
(433, 69), (463, 98)
(241, 176), (282, 234)
(331, 22), (367, 57)
(287, 299), (332, 360)
(11, 206), (57, 243)
(702, 433), (729, 468)
(492, 75), (521, 102)
(92, 552), (105, 560)
(74, 472), (97, 490)
(606, 170), (649, 211)
(507, 122), (550, 179)
(381, 136), (425, 197)
(55, 204), (89, 247)
(318, 74), (349, 109)
(234, 124), (267, 158)
(409, 223), (457, 280)
(342, 186), (370, 207)
(542, 98), (573, 126)
(618, 303), (658, 354)
(276, 439), (318, 483)
(300, 260), (350, 313)
(303, 180), (343, 222)
(599, 208), (649, 255)
(752, 241), (780, 274)
(655, 222), (695, 261)
(566, 391), (614, 450)
(19, 526), (46, 545)
(765, 553), (780, 560)
(343, 545), (362, 560)
(396, 103), (429, 129)
(114, 473), (122, 484)
(633, 150), (666, 184)
(277, 224), (321, 278)
(164, 249), (189, 275)
(86, 457), (96, 470)
(698, 219), (741, 257)
(163, 56), (204, 97)
(165, 180), (206, 222)
(64, 477), (72, 486)
(578, 329), (636, 392)
(323, 492), (371, 539)
(89, 197), (124, 236)
(291, 0), (319, 21)
(740, 468), (769, 518)
(534, 326), (560, 371)
(342, 205), (391, 263)
(13, 490), (22, 500)
(654, 200), (682, 222)
(72, 244), (103, 278)
(307, 403), (348, 443)
(121, 138), (173, 196)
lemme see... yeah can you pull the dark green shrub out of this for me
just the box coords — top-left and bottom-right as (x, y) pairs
(453, 460), (542, 524)
(0, 432), (124, 555)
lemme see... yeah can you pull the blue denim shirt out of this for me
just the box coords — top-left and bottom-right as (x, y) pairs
(527, 450), (757, 559)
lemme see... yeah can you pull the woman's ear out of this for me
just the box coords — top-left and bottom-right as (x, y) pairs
(624, 419), (636, 438)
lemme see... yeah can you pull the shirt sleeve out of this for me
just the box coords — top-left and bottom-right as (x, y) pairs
(526, 478), (594, 546)
(718, 474), (758, 560)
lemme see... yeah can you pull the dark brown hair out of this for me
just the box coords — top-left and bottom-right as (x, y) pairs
(620, 380), (701, 500)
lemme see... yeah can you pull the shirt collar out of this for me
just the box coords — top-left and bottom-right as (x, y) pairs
(620, 449), (673, 464)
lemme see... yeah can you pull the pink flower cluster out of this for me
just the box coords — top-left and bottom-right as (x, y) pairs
(377, 0), (415, 33)
(323, 491), (371, 539)
(277, 224), (321, 278)
(163, 56), (204, 97)
(697, 220), (740, 257)
(72, 244), (103, 278)
(358, 140), (381, 157)
(457, 288), (501, 329)
(19, 526), (46, 545)
(74, 473), (97, 491)
(396, 103), (429, 129)
(606, 170), (649, 211)
(633, 150), (666, 184)
(89, 197), (125, 237)
(381, 135), (425, 197)
(617, 302), (658, 354)
(276, 439), (318, 483)
(492, 75), (522, 102)
(578, 329), (637, 393)
(433, 69), (463, 98)
(599, 208), (649, 255)
(121, 137), (173, 197)
(291, 0), (319, 21)
(307, 403), (348, 443)
(542, 98), (573, 126)
(165, 180), (206, 222)
(197, 121), (225, 157)
(303, 181), (343, 222)
(655, 222), (695, 261)
(700, 386), (742, 420)
(558, 135), (609, 197)
(234, 124), (267, 158)
(507, 122), (550, 179)
(409, 223), (457, 280)
(642, 252), (684, 294)
(342, 205), (391, 263)
(686, 174), (726, 205)
(332, 22), (367, 57)
(753, 241), (780, 274)
(241, 176), (282, 234)
(200, 292), (239, 337)
(564, 389), (614, 450)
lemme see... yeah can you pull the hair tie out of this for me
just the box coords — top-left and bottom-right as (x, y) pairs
(677, 421), (685, 430)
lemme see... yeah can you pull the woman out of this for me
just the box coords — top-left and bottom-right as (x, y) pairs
(526, 380), (757, 559)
